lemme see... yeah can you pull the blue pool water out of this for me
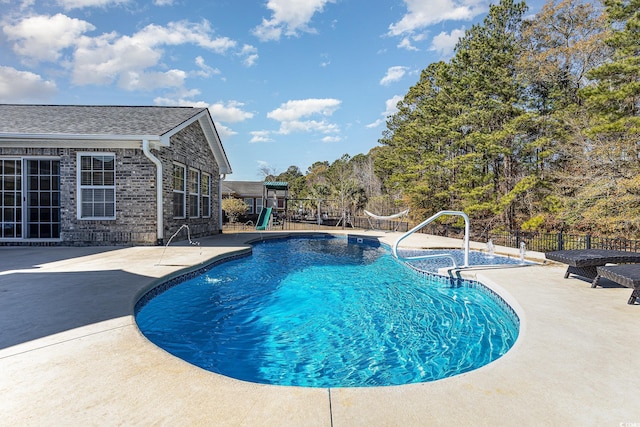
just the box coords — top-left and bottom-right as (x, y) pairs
(136, 236), (519, 388)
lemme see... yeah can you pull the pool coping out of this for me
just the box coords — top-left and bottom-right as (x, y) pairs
(1, 230), (639, 425)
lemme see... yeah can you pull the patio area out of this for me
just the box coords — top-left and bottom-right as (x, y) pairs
(1, 231), (638, 426)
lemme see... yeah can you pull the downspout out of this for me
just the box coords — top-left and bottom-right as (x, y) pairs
(142, 139), (164, 245)
(219, 174), (226, 232)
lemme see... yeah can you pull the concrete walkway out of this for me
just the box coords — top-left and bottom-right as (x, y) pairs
(0, 231), (638, 426)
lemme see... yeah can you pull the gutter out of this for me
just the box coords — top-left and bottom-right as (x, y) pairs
(219, 174), (226, 231)
(142, 139), (164, 244)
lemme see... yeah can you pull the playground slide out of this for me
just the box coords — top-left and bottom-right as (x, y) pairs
(255, 207), (272, 230)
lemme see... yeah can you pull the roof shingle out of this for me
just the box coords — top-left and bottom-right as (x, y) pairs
(0, 104), (206, 136)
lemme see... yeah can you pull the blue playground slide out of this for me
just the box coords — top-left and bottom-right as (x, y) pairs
(255, 207), (272, 230)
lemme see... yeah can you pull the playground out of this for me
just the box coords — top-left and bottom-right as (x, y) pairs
(225, 181), (411, 233)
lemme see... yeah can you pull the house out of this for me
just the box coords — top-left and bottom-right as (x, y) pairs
(222, 181), (288, 223)
(0, 104), (232, 245)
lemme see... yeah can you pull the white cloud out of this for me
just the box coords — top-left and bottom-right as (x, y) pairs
(250, 130), (274, 143)
(430, 28), (465, 56)
(366, 95), (403, 128)
(385, 95), (403, 115)
(56, 0), (128, 10)
(253, 0), (335, 41)
(154, 96), (253, 125)
(397, 32), (428, 50)
(194, 56), (221, 78)
(130, 21), (236, 54)
(380, 66), (408, 86)
(3, 13), (95, 63)
(2, 14), (242, 90)
(208, 100), (254, 123)
(71, 20), (236, 89)
(154, 95), (252, 138)
(118, 69), (186, 91)
(239, 44), (259, 67)
(0, 66), (57, 102)
(154, 89), (206, 107)
(154, 0), (173, 5)
(266, 98), (341, 137)
(397, 37), (418, 51)
(213, 123), (236, 138)
(267, 98), (341, 121)
(252, 20), (282, 42)
(278, 119), (339, 135)
(243, 54), (259, 67)
(72, 31), (160, 86)
(4, 15), (240, 92)
(389, 0), (486, 36)
(365, 118), (384, 129)
(4, 11), (255, 93)
(321, 135), (341, 143)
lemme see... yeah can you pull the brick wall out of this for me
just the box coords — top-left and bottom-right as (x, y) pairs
(60, 147), (158, 245)
(159, 121), (221, 243)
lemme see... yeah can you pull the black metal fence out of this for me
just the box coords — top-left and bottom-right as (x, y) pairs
(486, 231), (640, 253)
(379, 221), (640, 253)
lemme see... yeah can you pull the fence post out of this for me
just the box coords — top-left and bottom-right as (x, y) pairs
(557, 232), (564, 251)
(586, 234), (591, 250)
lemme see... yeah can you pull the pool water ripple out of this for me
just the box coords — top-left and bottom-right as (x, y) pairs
(136, 236), (519, 388)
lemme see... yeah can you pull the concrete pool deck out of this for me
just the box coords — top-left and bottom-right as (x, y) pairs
(0, 231), (638, 426)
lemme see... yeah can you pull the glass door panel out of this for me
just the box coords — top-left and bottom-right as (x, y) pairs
(0, 159), (22, 238)
(26, 159), (60, 239)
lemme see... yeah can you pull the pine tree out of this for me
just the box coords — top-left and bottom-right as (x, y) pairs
(376, 61), (458, 220)
(574, 0), (640, 235)
(517, 0), (609, 231)
(583, 0), (640, 135)
(446, 0), (528, 230)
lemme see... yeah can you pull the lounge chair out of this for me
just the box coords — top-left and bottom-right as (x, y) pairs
(593, 265), (640, 304)
(545, 249), (640, 280)
(546, 249), (640, 304)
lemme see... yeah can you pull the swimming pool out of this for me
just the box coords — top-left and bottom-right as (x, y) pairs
(135, 235), (519, 388)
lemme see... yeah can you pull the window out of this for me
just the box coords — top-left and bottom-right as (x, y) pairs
(173, 163), (186, 218)
(78, 153), (115, 219)
(256, 197), (263, 213)
(202, 173), (211, 218)
(243, 197), (254, 214)
(189, 168), (200, 218)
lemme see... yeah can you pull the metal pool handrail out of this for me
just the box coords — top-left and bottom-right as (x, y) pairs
(392, 210), (470, 268)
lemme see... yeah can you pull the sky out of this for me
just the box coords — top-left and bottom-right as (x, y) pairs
(0, 0), (545, 181)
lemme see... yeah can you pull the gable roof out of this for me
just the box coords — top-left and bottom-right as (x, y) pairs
(263, 181), (288, 190)
(0, 104), (232, 174)
(0, 105), (202, 135)
(222, 181), (290, 198)
(222, 181), (264, 197)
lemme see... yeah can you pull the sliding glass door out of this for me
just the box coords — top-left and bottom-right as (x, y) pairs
(0, 158), (60, 240)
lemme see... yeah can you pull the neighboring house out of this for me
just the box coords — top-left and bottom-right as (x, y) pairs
(0, 104), (232, 245)
(222, 181), (288, 222)
(222, 181), (264, 218)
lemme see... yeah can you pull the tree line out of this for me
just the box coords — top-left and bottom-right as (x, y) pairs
(265, 0), (639, 237)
